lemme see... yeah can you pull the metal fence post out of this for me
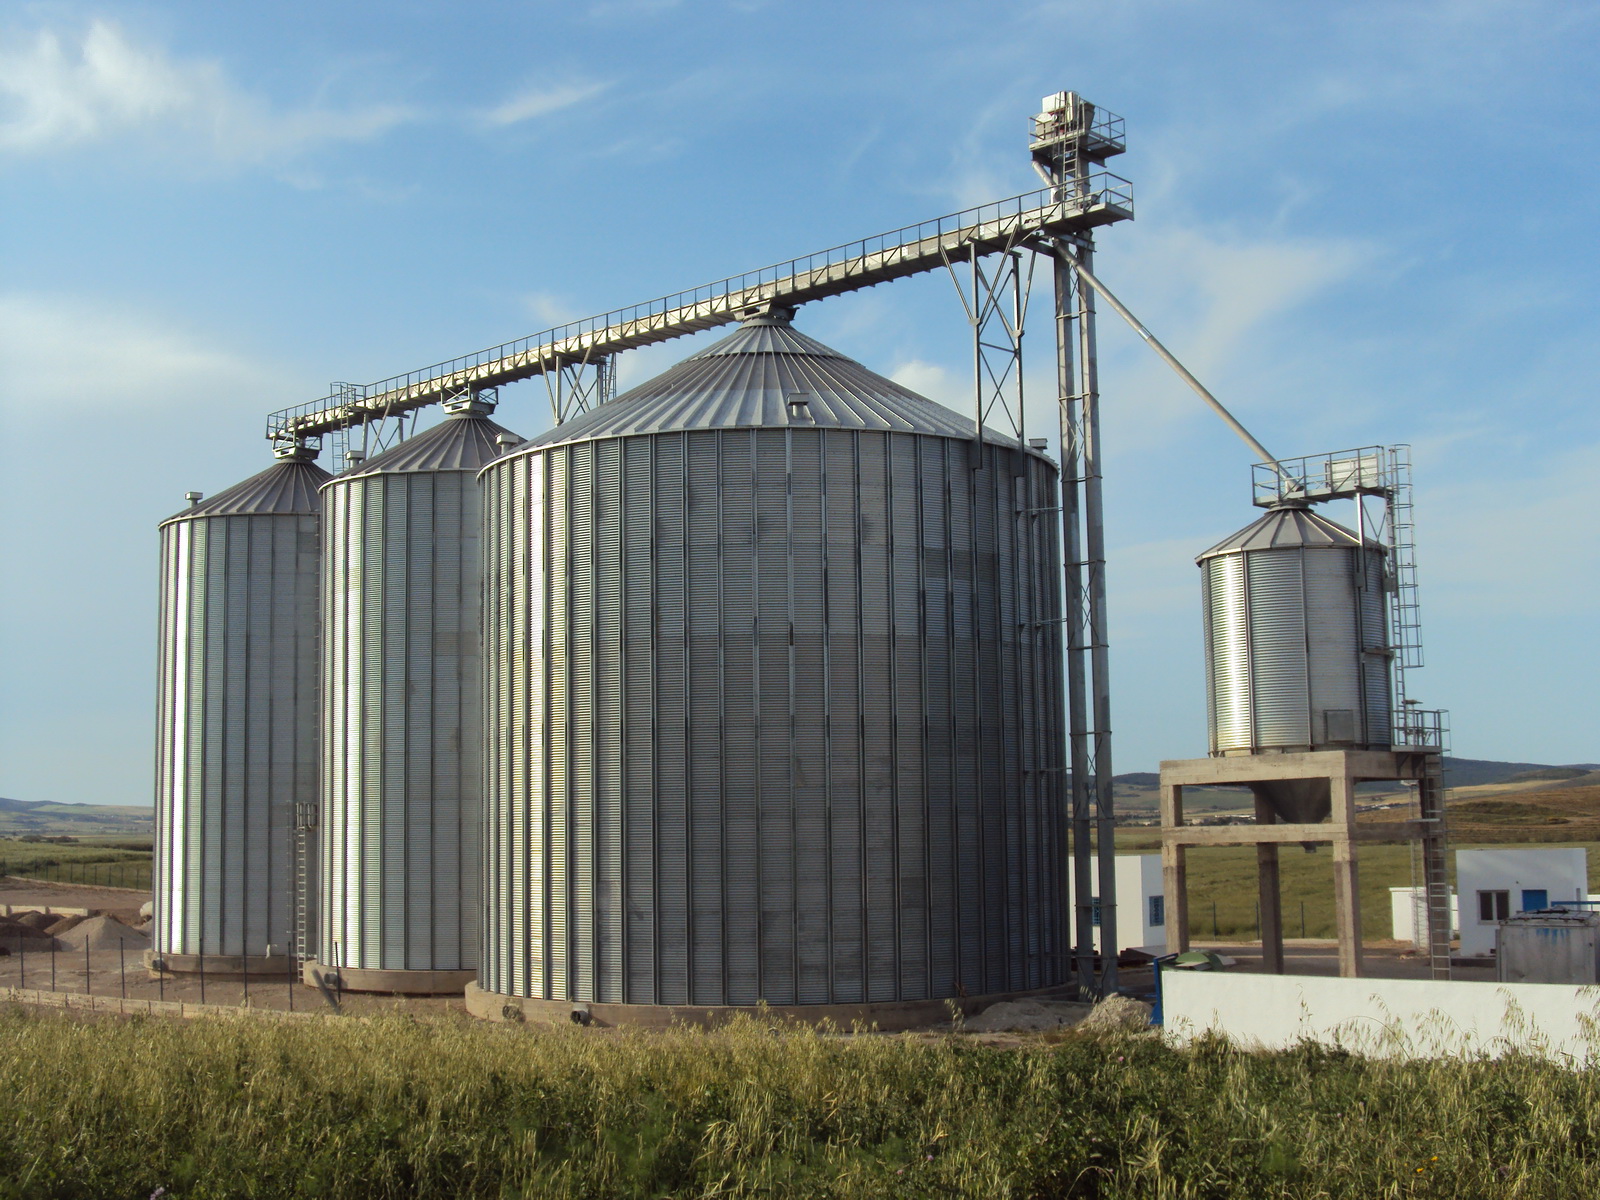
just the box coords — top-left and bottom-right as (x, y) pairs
(84, 938), (90, 996)
(119, 941), (126, 999)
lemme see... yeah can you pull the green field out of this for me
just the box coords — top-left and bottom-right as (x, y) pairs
(0, 837), (152, 892)
(0, 1007), (1594, 1198)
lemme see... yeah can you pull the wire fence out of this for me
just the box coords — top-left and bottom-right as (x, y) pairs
(0, 860), (151, 891)
(1, 936), (342, 1016)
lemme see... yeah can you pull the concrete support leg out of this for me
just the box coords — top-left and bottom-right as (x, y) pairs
(1160, 782), (1189, 954)
(1253, 793), (1284, 973)
(1163, 842), (1189, 954)
(1330, 769), (1363, 978)
(1257, 842), (1284, 974)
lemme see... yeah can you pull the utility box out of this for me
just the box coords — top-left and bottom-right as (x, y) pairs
(1496, 910), (1600, 985)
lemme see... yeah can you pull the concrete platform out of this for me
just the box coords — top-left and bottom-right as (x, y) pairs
(467, 982), (1077, 1031)
(301, 960), (474, 996)
(144, 950), (296, 979)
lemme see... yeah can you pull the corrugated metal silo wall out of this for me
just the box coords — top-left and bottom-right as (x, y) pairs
(1202, 544), (1392, 753)
(319, 471), (482, 972)
(481, 428), (1066, 1006)
(154, 513), (318, 957)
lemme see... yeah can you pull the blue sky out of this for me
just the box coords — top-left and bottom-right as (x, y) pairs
(2, 0), (1597, 805)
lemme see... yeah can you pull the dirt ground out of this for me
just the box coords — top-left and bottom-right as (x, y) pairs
(0, 876), (1497, 1027)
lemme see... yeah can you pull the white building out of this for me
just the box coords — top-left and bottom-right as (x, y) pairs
(1065, 854), (1166, 955)
(1456, 848), (1590, 958)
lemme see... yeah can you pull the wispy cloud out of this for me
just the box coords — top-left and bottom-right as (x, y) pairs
(481, 81), (610, 128)
(0, 292), (290, 415)
(0, 20), (412, 161)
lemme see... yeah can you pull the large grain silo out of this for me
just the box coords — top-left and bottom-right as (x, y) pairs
(472, 310), (1067, 1026)
(313, 397), (520, 993)
(152, 445), (329, 975)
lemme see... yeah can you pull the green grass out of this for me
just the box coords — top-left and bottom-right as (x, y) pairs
(0, 1008), (1596, 1198)
(0, 837), (151, 892)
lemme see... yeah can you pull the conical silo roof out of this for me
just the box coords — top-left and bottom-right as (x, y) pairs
(160, 458), (332, 526)
(525, 312), (1012, 449)
(332, 411), (520, 479)
(1195, 506), (1374, 564)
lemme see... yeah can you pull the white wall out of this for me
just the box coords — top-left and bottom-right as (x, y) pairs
(1162, 970), (1600, 1062)
(1065, 854), (1165, 954)
(1456, 848), (1589, 957)
(1389, 886), (1460, 945)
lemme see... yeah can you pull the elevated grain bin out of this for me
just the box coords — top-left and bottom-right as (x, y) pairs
(473, 310), (1067, 1024)
(153, 445), (329, 975)
(314, 397), (521, 994)
(1197, 504), (1391, 821)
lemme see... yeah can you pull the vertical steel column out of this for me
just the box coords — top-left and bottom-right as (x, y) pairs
(1053, 253), (1096, 994)
(1075, 236), (1119, 996)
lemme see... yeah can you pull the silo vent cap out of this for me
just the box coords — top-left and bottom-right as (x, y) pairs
(184, 491), (203, 507)
(345, 450), (366, 465)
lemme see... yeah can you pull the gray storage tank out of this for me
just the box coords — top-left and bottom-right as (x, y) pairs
(314, 397), (521, 993)
(1197, 504), (1391, 821)
(153, 445), (329, 975)
(474, 311), (1067, 1022)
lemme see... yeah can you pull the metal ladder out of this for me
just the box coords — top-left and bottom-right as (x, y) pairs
(293, 802), (317, 969)
(1415, 752), (1452, 979)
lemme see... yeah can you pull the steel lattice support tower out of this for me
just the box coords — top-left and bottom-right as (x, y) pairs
(1030, 93), (1129, 997)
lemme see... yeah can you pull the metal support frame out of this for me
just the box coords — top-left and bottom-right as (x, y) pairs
(1031, 92), (1125, 998)
(541, 353), (615, 425)
(944, 247), (1035, 450)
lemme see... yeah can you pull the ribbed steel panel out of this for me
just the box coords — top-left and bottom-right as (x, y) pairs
(528, 316), (1016, 449)
(1200, 507), (1393, 755)
(481, 422), (1065, 1005)
(318, 413), (516, 974)
(153, 458), (328, 960)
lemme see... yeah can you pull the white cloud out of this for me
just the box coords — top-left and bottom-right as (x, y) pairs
(889, 359), (967, 411)
(0, 20), (412, 161)
(0, 292), (290, 415)
(519, 291), (583, 329)
(481, 81), (610, 128)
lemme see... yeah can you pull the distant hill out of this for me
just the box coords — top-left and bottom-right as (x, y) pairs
(1440, 758), (1600, 789)
(0, 798), (152, 835)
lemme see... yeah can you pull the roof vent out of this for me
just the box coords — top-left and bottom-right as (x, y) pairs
(1028, 437), (1048, 450)
(185, 491), (203, 507)
(345, 450), (366, 466)
(495, 432), (524, 450)
(786, 392), (813, 420)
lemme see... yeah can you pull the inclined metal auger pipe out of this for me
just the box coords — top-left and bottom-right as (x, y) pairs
(1053, 245), (1294, 486)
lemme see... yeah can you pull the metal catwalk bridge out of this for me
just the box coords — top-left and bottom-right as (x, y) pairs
(265, 177), (1131, 445)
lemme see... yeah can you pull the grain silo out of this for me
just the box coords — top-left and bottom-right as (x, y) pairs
(472, 309), (1067, 1026)
(152, 445), (329, 975)
(312, 396), (521, 993)
(1195, 502), (1391, 819)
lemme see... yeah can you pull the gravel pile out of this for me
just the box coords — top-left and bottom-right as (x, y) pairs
(44, 914), (86, 936)
(963, 999), (1093, 1033)
(1077, 994), (1152, 1033)
(53, 916), (148, 952)
(13, 912), (55, 932)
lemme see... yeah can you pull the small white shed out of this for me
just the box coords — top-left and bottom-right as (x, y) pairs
(1065, 854), (1166, 955)
(1456, 847), (1590, 958)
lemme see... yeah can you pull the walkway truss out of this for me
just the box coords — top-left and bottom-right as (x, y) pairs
(266, 95), (1134, 999)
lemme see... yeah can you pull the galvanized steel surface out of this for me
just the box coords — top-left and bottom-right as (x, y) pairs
(318, 413), (516, 975)
(153, 458), (329, 960)
(1200, 507), (1392, 755)
(531, 317), (1001, 447)
(480, 326), (1066, 1005)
